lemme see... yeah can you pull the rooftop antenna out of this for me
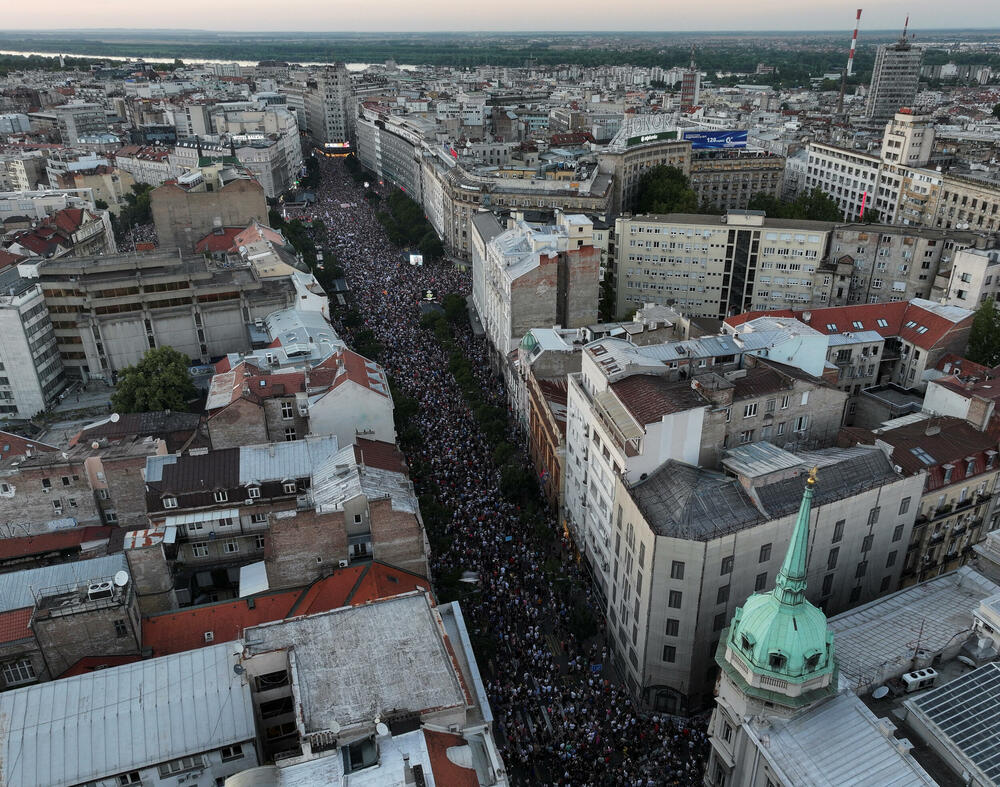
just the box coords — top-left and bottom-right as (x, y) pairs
(690, 43), (696, 70)
(901, 14), (910, 44)
(837, 9), (863, 116)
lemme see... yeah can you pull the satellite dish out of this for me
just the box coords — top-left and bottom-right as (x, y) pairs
(110, 412), (120, 423)
(872, 686), (889, 700)
(233, 664), (244, 675)
(113, 570), (129, 587)
(91, 441), (101, 449)
(375, 722), (389, 737)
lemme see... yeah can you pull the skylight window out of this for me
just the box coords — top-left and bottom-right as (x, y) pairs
(910, 447), (936, 465)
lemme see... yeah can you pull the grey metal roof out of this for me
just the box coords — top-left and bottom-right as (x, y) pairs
(311, 444), (416, 514)
(238, 435), (340, 484)
(629, 460), (763, 541)
(754, 691), (937, 786)
(753, 447), (898, 518)
(723, 441), (804, 478)
(0, 554), (127, 613)
(909, 662), (1000, 785)
(0, 642), (256, 787)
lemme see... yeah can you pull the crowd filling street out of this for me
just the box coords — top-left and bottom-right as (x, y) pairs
(287, 156), (709, 786)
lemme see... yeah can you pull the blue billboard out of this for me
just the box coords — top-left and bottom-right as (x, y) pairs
(684, 130), (748, 149)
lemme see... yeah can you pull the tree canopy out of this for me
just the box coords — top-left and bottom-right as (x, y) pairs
(967, 297), (1000, 367)
(634, 166), (698, 214)
(111, 347), (198, 413)
(747, 188), (844, 222)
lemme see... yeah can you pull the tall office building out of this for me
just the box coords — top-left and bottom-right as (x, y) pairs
(304, 63), (353, 145)
(865, 36), (922, 123)
(680, 49), (701, 110)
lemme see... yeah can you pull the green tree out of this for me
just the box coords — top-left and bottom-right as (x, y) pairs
(967, 297), (1000, 367)
(635, 165), (698, 214)
(993, 103), (1000, 120)
(111, 347), (197, 413)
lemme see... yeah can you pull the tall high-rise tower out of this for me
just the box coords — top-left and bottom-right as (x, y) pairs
(681, 45), (701, 111)
(865, 18), (923, 123)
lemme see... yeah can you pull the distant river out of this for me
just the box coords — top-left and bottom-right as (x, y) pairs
(0, 50), (418, 71)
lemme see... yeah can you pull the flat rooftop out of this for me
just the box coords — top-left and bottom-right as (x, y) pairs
(244, 592), (467, 733)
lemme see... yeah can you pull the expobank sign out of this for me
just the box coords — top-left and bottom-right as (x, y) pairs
(683, 130), (748, 149)
(625, 130), (678, 147)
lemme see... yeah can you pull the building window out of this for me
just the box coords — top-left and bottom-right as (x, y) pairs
(743, 403), (758, 418)
(662, 645), (676, 663)
(255, 534), (266, 550)
(899, 497), (911, 515)
(105, 511), (118, 523)
(192, 542), (209, 557)
(281, 401), (294, 419)
(886, 550), (897, 568)
(284, 427), (297, 441)
(776, 422), (785, 436)
(1, 658), (35, 686)
(224, 540), (239, 554)
(862, 534), (874, 552)
(832, 520), (845, 543)
(114, 619), (128, 638)
(668, 590), (683, 608)
(283, 482), (297, 494)
(759, 543), (771, 563)
(665, 618), (679, 636)
(670, 560), (685, 580)
(828, 547), (840, 570)
(880, 576), (892, 593)
(739, 430), (754, 444)
(713, 613), (726, 631)
(248, 486), (261, 499)
(158, 756), (204, 778)
(61, 476), (70, 486)
(723, 722), (733, 743)
(220, 744), (244, 762)
(855, 561), (868, 578)
(251, 512), (267, 524)
(794, 415), (809, 433)
(755, 572), (768, 592)
(821, 573), (834, 596)
(892, 524), (904, 543)
(780, 395), (789, 409)
(41, 478), (51, 489)
(867, 506), (881, 525)
(214, 490), (228, 503)
(717, 585), (730, 605)
(765, 398), (775, 413)
(721, 556), (734, 575)
(849, 586), (862, 603)
(163, 496), (178, 509)
(117, 773), (141, 786)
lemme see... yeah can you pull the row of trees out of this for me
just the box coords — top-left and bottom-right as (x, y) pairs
(377, 190), (444, 260)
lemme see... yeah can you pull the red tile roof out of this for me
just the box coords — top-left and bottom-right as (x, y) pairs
(58, 654), (142, 678)
(194, 227), (243, 254)
(0, 526), (112, 562)
(0, 430), (58, 462)
(725, 300), (972, 352)
(143, 562), (432, 657)
(354, 438), (406, 474)
(423, 731), (479, 787)
(0, 607), (32, 644)
(611, 375), (706, 425)
(0, 250), (25, 269)
(323, 349), (390, 399)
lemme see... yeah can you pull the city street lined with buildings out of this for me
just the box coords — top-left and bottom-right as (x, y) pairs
(292, 155), (709, 785)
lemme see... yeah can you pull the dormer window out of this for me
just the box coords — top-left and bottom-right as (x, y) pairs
(987, 451), (997, 470)
(804, 652), (821, 670)
(163, 496), (178, 509)
(768, 652), (786, 671)
(214, 490), (228, 503)
(248, 486), (261, 499)
(741, 634), (754, 654)
(943, 464), (954, 485)
(966, 458), (976, 476)
(282, 482), (297, 494)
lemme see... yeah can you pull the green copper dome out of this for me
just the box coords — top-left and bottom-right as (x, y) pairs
(720, 470), (836, 695)
(520, 333), (538, 352)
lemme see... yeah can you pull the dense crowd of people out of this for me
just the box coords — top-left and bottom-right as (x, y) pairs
(286, 155), (709, 786)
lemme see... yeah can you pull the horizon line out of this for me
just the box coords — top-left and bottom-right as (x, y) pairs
(4, 26), (1000, 34)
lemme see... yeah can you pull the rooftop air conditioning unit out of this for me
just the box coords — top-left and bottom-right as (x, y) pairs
(87, 581), (114, 601)
(338, 559), (349, 568)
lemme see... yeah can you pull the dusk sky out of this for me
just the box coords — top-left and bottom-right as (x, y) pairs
(3, 1), (995, 34)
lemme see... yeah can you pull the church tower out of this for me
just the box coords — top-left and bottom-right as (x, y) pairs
(704, 469), (837, 786)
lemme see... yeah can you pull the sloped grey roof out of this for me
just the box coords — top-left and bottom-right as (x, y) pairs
(629, 460), (763, 541)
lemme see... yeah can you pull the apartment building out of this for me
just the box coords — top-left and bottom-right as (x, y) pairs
(614, 210), (833, 320)
(597, 118), (692, 215)
(0, 265), (64, 418)
(304, 64), (353, 145)
(563, 335), (845, 600)
(608, 444), (923, 712)
(866, 39), (923, 123)
(472, 212), (600, 365)
(112, 144), (173, 186)
(32, 249), (296, 381)
(726, 298), (974, 391)
(935, 245), (1000, 308)
(53, 102), (109, 145)
(830, 223), (978, 305)
(842, 415), (1000, 587)
(688, 150), (785, 212)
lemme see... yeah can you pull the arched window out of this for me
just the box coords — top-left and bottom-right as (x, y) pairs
(768, 652), (786, 670)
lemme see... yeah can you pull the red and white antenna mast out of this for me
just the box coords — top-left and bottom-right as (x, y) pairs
(847, 8), (862, 76)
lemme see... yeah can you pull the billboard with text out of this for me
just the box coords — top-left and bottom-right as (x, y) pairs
(684, 130), (748, 149)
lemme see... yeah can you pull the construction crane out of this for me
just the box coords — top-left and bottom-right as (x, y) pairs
(836, 9), (863, 116)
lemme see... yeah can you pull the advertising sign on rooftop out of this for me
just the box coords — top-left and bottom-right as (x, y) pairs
(625, 130), (678, 148)
(684, 130), (748, 149)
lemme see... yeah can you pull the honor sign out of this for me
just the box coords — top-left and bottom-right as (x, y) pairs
(625, 130), (678, 147)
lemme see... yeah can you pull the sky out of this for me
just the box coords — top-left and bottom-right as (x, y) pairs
(3, 1), (996, 34)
